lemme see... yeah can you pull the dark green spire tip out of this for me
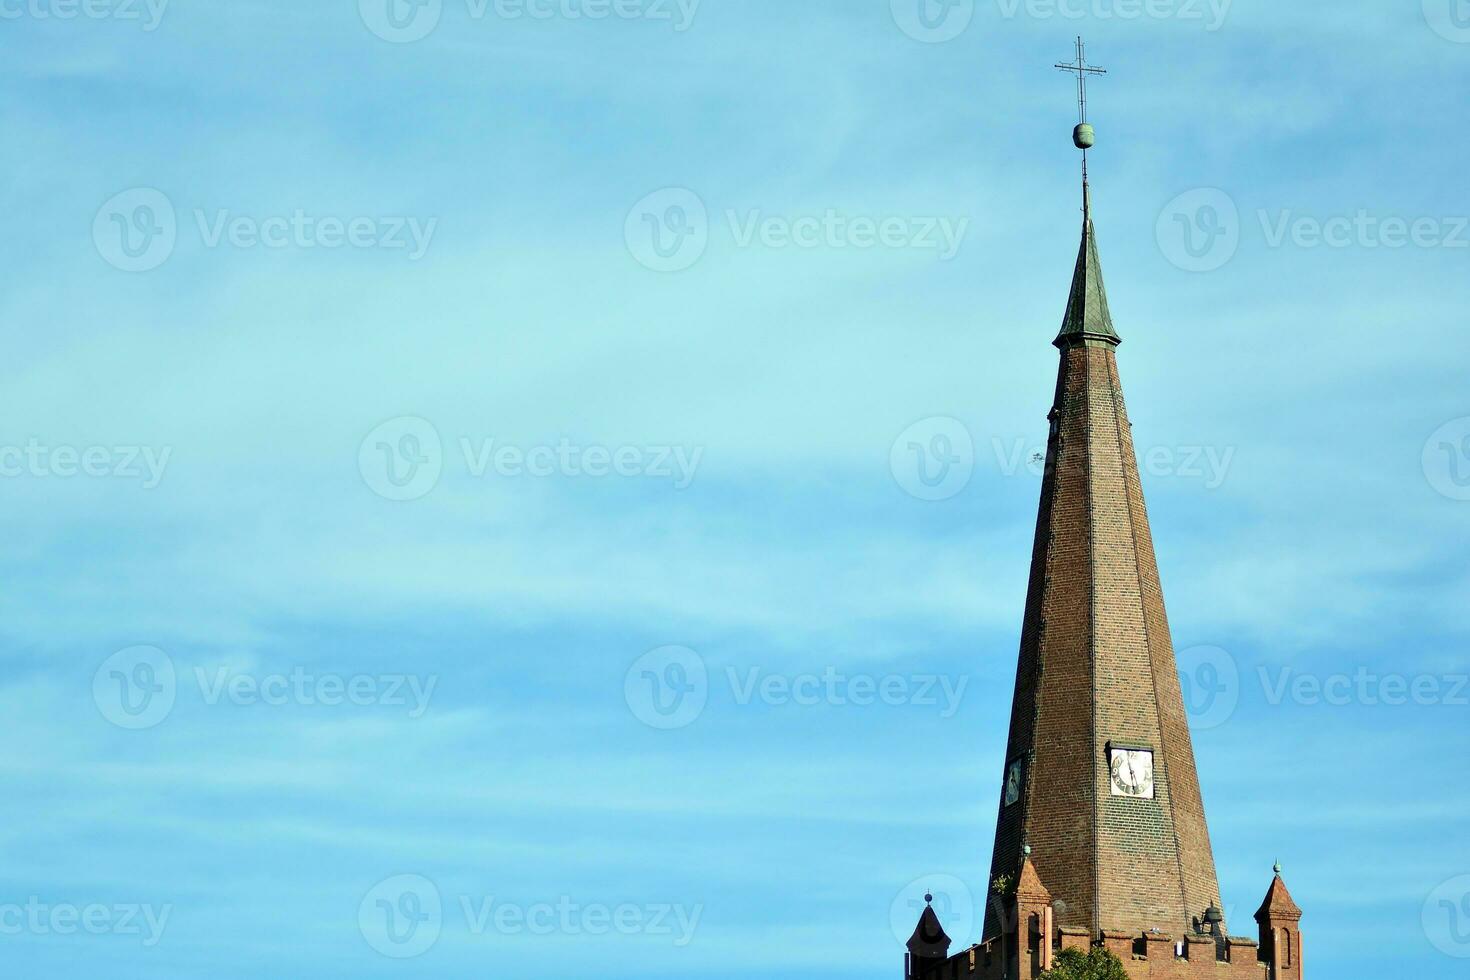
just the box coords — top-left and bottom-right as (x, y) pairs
(1054, 193), (1121, 349)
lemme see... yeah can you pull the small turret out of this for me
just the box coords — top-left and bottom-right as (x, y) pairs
(1255, 863), (1304, 980)
(1014, 846), (1055, 975)
(906, 893), (952, 980)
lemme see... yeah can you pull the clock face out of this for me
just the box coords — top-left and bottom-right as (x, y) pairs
(1004, 760), (1023, 806)
(1109, 747), (1155, 799)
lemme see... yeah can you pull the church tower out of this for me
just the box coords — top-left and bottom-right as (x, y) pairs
(902, 40), (1303, 980)
(983, 54), (1220, 942)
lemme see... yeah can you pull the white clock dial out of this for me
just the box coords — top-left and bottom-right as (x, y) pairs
(1109, 748), (1155, 799)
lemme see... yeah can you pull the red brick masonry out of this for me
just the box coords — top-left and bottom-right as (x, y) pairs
(907, 859), (1303, 980)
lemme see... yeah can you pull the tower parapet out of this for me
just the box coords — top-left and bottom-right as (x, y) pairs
(905, 862), (1299, 979)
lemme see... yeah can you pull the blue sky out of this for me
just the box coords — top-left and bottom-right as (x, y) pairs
(2, 1), (1468, 977)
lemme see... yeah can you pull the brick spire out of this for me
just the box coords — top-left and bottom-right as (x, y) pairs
(984, 200), (1223, 941)
(1255, 870), (1302, 922)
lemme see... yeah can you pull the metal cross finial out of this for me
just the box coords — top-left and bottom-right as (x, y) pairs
(1056, 36), (1107, 127)
(1055, 37), (1107, 215)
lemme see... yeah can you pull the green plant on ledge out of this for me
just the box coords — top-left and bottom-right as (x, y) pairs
(1037, 947), (1130, 980)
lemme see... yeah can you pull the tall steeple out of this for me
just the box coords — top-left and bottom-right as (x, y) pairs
(984, 40), (1223, 941)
